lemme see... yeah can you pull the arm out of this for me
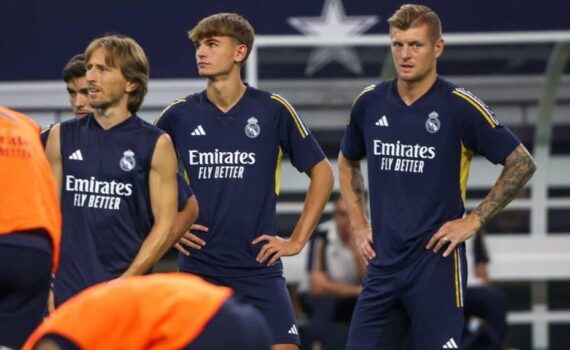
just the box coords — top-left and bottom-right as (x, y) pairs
(428, 144), (536, 257)
(254, 158), (334, 266)
(121, 134), (178, 277)
(338, 152), (375, 262)
(45, 124), (62, 199)
(172, 195), (199, 239)
(310, 270), (362, 298)
(44, 124), (61, 312)
(173, 196), (208, 257)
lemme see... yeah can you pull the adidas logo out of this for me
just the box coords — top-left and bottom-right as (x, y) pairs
(442, 338), (458, 348)
(375, 115), (389, 127)
(287, 324), (298, 335)
(191, 125), (206, 136)
(68, 150), (83, 161)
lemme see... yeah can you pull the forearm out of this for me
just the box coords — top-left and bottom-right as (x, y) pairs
(289, 159), (334, 248)
(173, 196), (199, 239)
(472, 144), (536, 225)
(122, 134), (179, 277)
(338, 153), (369, 229)
(311, 272), (362, 298)
(122, 224), (175, 277)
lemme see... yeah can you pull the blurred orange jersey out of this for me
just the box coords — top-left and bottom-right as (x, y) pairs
(0, 106), (61, 270)
(24, 273), (233, 350)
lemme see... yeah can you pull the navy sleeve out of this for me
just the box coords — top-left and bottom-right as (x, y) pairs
(40, 125), (52, 148)
(273, 95), (325, 172)
(176, 172), (193, 212)
(453, 88), (520, 164)
(340, 86), (373, 160)
(155, 99), (186, 148)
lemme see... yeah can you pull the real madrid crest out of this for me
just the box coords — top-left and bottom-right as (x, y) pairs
(119, 150), (136, 172)
(245, 117), (260, 138)
(425, 111), (441, 133)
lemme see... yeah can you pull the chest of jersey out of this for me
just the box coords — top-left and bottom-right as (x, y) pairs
(61, 119), (155, 212)
(362, 96), (460, 176)
(174, 105), (279, 182)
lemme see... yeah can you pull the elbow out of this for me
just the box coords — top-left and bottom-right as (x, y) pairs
(528, 157), (537, 177)
(311, 159), (335, 193)
(322, 161), (335, 193)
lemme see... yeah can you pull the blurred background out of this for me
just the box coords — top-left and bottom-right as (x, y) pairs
(1, 1), (569, 349)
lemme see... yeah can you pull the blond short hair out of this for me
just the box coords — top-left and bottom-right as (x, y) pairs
(387, 4), (442, 43)
(188, 13), (255, 63)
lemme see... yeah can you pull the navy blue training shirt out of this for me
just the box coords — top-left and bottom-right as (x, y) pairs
(54, 114), (163, 305)
(341, 77), (521, 269)
(156, 86), (326, 277)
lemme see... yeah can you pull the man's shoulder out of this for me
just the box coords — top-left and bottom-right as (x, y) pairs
(255, 88), (293, 111)
(155, 93), (202, 125)
(437, 77), (479, 103)
(135, 115), (165, 136)
(59, 115), (87, 131)
(352, 81), (388, 106)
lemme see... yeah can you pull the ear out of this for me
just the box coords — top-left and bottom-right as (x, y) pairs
(125, 81), (139, 93)
(234, 44), (248, 64)
(434, 38), (445, 58)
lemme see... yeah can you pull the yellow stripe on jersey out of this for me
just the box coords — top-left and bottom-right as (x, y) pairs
(352, 84), (375, 107)
(271, 95), (308, 138)
(454, 249), (460, 307)
(274, 147), (283, 195)
(182, 168), (191, 187)
(154, 98), (186, 125)
(459, 142), (474, 204)
(452, 90), (497, 128)
(348, 84), (375, 124)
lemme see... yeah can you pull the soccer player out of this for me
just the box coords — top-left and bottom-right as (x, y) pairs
(41, 54), (93, 146)
(338, 4), (536, 349)
(156, 13), (334, 350)
(45, 35), (182, 306)
(23, 273), (272, 350)
(0, 106), (61, 349)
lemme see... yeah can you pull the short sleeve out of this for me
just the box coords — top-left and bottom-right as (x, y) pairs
(154, 99), (186, 148)
(453, 88), (520, 164)
(273, 94), (325, 172)
(340, 85), (374, 160)
(40, 125), (52, 148)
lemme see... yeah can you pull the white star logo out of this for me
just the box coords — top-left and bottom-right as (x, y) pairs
(288, 0), (379, 76)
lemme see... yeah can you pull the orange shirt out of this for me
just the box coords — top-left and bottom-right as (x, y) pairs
(24, 273), (233, 350)
(0, 106), (61, 270)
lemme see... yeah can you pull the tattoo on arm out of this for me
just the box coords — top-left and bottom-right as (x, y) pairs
(474, 145), (537, 225)
(351, 167), (366, 206)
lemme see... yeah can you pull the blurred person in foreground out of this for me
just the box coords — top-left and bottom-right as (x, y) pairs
(0, 106), (61, 349)
(23, 273), (272, 350)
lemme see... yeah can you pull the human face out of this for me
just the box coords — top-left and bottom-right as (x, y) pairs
(85, 47), (134, 112)
(194, 36), (246, 79)
(66, 77), (92, 118)
(390, 24), (443, 84)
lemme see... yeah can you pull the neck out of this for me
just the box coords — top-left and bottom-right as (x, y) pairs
(93, 100), (132, 130)
(206, 70), (247, 113)
(396, 72), (438, 106)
